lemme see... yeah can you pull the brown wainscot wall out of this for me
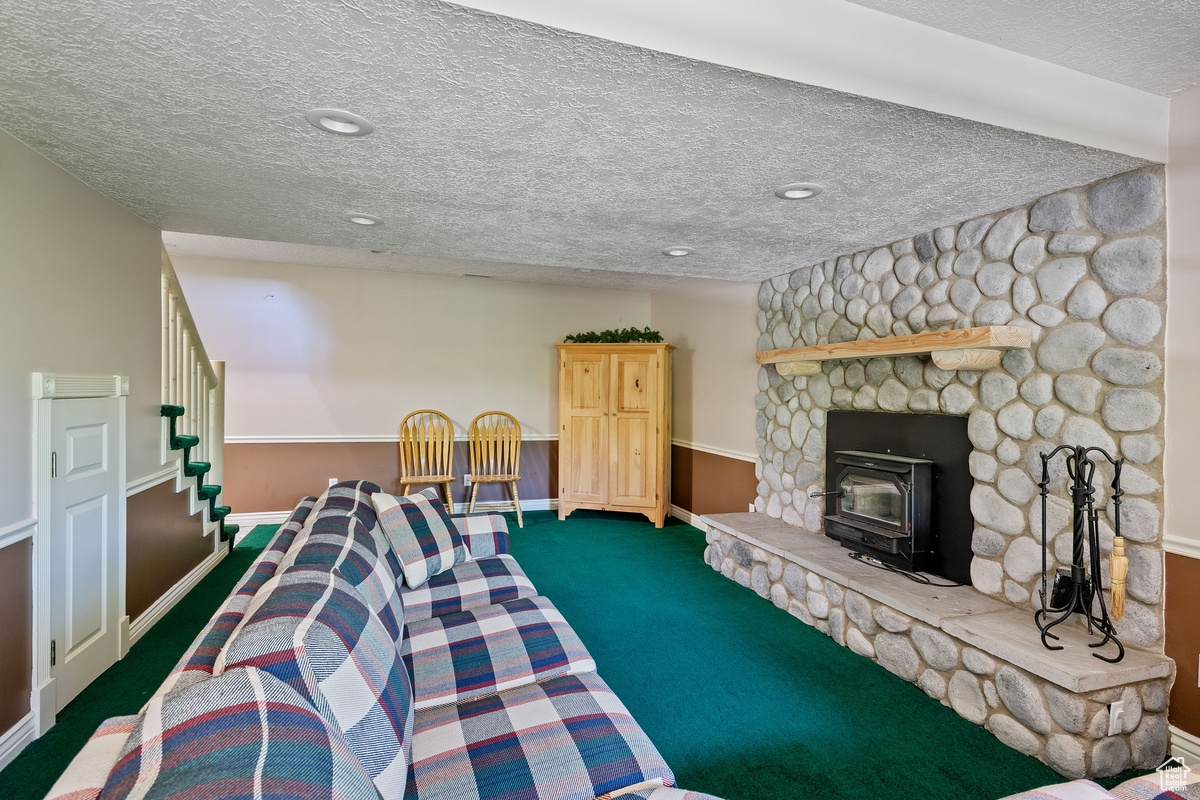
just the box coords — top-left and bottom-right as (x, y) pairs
(0, 540), (32, 733)
(1166, 551), (1200, 738)
(226, 439), (757, 522)
(224, 440), (558, 513)
(126, 478), (211, 620)
(671, 444), (758, 517)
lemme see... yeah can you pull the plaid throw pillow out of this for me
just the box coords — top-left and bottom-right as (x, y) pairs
(372, 488), (469, 588)
(100, 667), (381, 800)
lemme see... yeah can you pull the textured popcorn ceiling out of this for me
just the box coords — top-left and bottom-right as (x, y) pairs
(163, 233), (681, 291)
(0, 0), (1148, 287)
(848, 0), (1200, 97)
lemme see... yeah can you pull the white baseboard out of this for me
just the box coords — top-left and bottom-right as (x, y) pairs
(0, 712), (35, 771)
(449, 498), (558, 514)
(1173, 725), (1200, 763)
(227, 499), (559, 538)
(127, 546), (226, 645)
(670, 504), (706, 529)
(226, 510), (292, 531)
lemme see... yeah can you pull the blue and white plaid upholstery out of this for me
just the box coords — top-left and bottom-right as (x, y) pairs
(220, 568), (413, 799)
(403, 596), (596, 711)
(374, 488), (470, 588)
(158, 496), (320, 695)
(400, 553), (537, 622)
(99, 667), (382, 800)
(45, 715), (139, 800)
(407, 671), (674, 800)
(619, 789), (728, 800)
(452, 512), (510, 557)
(284, 514), (407, 641)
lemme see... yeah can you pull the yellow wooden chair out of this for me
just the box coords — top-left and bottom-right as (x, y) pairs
(398, 409), (457, 510)
(467, 411), (523, 527)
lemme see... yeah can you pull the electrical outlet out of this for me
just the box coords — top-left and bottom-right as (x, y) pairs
(748, 503), (755, 512)
(1107, 700), (1125, 736)
(328, 477), (338, 487)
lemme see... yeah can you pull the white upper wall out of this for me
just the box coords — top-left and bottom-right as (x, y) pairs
(1165, 86), (1200, 549)
(0, 128), (163, 529)
(453, 0), (1168, 161)
(171, 256), (651, 440)
(651, 278), (760, 460)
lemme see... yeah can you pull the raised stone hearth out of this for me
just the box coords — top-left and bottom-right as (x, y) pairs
(702, 512), (1174, 778)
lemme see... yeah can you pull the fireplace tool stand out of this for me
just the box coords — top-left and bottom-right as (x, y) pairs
(1034, 445), (1125, 663)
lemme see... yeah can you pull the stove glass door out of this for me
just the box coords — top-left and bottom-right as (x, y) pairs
(838, 472), (906, 529)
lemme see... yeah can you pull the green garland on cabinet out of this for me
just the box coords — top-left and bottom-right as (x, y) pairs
(563, 326), (663, 343)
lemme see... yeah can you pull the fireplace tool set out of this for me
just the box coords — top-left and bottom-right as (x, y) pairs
(1035, 445), (1127, 663)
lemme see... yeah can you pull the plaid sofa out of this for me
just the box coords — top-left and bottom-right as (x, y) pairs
(47, 481), (720, 800)
(998, 773), (1200, 800)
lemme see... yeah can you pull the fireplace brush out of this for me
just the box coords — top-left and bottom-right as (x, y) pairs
(1034, 445), (1125, 663)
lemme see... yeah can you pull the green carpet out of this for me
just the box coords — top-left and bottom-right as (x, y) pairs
(0, 511), (1142, 800)
(506, 510), (1064, 800)
(0, 525), (280, 800)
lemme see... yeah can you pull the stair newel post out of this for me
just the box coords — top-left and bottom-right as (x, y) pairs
(209, 361), (225, 501)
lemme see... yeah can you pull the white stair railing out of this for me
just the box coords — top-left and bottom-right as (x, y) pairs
(161, 249), (225, 532)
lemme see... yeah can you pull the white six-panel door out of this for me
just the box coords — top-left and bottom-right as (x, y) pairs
(48, 397), (121, 712)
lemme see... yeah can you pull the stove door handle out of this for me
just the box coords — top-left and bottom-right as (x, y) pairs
(809, 490), (844, 498)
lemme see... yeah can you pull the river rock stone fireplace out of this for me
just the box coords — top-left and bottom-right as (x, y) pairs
(702, 167), (1173, 778)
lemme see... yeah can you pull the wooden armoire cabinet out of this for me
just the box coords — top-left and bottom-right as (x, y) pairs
(555, 343), (673, 528)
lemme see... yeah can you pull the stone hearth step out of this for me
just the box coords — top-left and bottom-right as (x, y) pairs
(703, 512), (1170, 693)
(701, 511), (1174, 779)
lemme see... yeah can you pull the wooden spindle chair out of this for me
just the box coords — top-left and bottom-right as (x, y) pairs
(466, 411), (523, 527)
(398, 409), (457, 510)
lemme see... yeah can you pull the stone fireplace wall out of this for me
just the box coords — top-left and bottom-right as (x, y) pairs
(755, 168), (1166, 650)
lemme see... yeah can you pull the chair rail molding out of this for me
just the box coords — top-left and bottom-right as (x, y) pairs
(1164, 534), (1200, 560)
(224, 433), (559, 444)
(0, 517), (36, 551)
(671, 439), (757, 464)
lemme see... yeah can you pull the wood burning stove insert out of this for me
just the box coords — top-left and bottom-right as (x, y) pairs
(822, 411), (974, 585)
(819, 451), (933, 573)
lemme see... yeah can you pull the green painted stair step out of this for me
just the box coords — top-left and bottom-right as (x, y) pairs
(159, 405), (185, 419)
(221, 524), (239, 542)
(210, 506), (231, 522)
(171, 434), (200, 450)
(197, 484), (221, 502)
(185, 461), (211, 478)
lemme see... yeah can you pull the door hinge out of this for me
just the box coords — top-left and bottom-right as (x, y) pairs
(50, 639), (56, 667)
(50, 451), (57, 478)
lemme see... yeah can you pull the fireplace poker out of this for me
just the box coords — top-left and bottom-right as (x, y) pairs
(1034, 445), (1124, 663)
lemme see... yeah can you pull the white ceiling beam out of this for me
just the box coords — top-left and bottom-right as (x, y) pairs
(450, 0), (1168, 162)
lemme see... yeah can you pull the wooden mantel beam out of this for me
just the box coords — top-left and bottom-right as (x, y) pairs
(757, 325), (1031, 373)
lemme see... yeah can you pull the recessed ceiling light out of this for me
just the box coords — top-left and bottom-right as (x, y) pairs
(305, 108), (375, 137)
(775, 182), (824, 200)
(662, 247), (692, 257)
(343, 213), (382, 226)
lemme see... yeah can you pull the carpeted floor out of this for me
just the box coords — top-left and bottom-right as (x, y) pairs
(506, 510), (1067, 800)
(0, 509), (1139, 800)
(0, 525), (280, 800)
